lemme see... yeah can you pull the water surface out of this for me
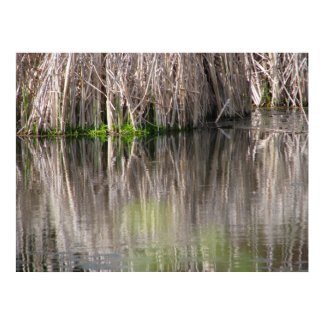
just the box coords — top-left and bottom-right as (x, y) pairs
(16, 110), (308, 271)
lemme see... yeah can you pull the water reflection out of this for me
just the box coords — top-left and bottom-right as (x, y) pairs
(16, 111), (308, 271)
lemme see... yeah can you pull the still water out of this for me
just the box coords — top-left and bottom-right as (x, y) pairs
(16, 110), (308, 271)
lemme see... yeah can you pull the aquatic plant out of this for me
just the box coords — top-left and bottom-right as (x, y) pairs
(16, 53), (308, 135)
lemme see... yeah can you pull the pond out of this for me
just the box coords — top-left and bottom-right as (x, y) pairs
(16, 109), (308, 271)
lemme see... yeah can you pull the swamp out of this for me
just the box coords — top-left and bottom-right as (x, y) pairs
(16, 53), (308, 272)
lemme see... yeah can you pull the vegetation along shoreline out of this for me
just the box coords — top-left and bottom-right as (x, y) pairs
(16, 53), (308, 138)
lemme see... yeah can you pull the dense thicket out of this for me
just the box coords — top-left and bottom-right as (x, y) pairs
(16, 53), (308, 135)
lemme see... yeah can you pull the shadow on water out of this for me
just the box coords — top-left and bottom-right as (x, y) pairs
(16, 110), (308, 271)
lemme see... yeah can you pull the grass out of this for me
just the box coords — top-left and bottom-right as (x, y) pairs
(17, 121), (189, 143)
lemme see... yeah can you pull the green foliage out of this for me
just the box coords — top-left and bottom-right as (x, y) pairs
(120, 122), (135, 134)
(47, 128), (60, 137)
(22, 86), (29, 112)
(32, 123), (38, 135)
(86, 123), (108, 142)
(260, 81), (271, 107)
(23, 120), (193, 141)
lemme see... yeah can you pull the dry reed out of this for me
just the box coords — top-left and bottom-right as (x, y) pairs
(16, 53), (308, 135)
